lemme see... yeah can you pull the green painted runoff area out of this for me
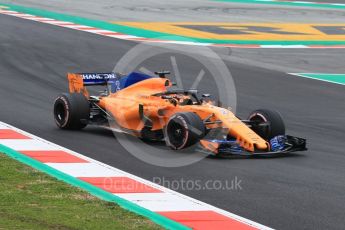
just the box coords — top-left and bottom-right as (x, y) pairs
(292, 73), (345, 85)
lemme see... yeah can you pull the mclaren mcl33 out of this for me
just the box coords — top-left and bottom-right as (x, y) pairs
(53, 71), (307, 156)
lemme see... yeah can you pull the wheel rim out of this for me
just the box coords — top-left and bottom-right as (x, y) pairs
(54, 102), (66, 125)
(250, 113), (270, 140)
(167, 121), (187, 149)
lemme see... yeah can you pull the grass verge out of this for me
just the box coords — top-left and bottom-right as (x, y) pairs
(0, 153), (161, 230)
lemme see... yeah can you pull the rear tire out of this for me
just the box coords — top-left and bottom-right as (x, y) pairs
(164, 112), (205, 150)
(248, 109), (285, 140)
(53, 93), (90, 130)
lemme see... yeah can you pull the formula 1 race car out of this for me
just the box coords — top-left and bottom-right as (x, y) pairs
(53, 71), (307, 156)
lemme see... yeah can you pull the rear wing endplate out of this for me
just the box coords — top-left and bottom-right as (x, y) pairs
(67, 72), (120, 97)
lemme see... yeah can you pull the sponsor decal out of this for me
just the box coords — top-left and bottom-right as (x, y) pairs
(81, 73), (117, 80)
(115, 80), (121, 91)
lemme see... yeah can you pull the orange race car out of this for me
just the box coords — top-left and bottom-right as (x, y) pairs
(53, 71), (307, 156)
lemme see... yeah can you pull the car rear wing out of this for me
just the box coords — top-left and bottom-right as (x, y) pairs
(67, 73), (121, 97)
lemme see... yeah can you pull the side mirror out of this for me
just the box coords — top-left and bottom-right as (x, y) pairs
(154, 71), (171, 78)
(188, 89), (198, 94)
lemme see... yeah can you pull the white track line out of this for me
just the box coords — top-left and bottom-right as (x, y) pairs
(46, 163), (126, 177)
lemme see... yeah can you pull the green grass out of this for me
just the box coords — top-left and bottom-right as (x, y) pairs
(0, 153), (161, 230)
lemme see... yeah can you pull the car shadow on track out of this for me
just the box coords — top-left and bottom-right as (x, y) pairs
(83, 127), (118, 138)
(82, 127), (306, 160)
(207, 152), (306, 160)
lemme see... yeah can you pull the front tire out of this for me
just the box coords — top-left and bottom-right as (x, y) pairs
(248, 109), (285, 140)
(164, 112), (205, 150)
(53, 93), (90, 130)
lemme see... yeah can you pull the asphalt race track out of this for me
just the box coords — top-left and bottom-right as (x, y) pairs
(1, 12), (345, 230)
